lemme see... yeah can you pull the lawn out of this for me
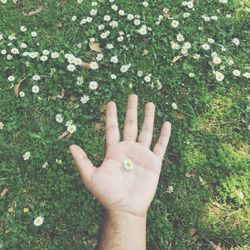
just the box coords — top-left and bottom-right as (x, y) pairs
(0, 0), (249, 249)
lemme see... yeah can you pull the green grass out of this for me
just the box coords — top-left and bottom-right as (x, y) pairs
(0, 0), (249, 249)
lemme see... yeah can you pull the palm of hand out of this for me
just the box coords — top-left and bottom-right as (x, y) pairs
(70, 95), (171, 217)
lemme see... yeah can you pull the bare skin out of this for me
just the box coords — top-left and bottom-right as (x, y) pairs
(69, 94), (171, 250)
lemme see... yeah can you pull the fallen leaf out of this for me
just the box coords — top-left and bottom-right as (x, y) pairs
(58, 131), (69, 139)
(185, 172), (195, 178)
(189, 227), (197, 237)
(1, 188), (9, 197)
(89, 42), (102, 53)
(48, 96), (58, 101)
(175, 113), (185, 120)
(23, 6), (43, 16)
(172, 55), (183, 63)
(215, 243), (222, 250)
(57, 21), (63, 28)
(60, 88), (65, 98)
(81, 62), (91, 69)
(212, 202), (223, 208)
(99, 103), (106, 113)
(95, 123), (101, 132)
(14, 78), (26, 96)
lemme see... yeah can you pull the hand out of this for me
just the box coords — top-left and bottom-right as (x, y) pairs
(69, 95), (171, 218)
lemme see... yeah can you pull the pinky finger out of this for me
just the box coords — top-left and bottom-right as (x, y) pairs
(153, 122), (171, 161)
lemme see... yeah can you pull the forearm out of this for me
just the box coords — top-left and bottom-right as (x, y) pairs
(98, 210), (147, 250)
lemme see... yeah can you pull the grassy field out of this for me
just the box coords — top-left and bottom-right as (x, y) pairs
(0, 0), (249, 249)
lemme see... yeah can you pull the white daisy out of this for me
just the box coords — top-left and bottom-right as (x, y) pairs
(33, 216), (44, 226)
(89, 81), (98, 90)
(32, 85), (40, 93)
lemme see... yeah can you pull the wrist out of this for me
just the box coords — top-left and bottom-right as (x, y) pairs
(105, 209), (147, 221)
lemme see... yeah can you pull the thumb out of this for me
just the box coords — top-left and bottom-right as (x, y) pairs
(69, 144), (96, 186)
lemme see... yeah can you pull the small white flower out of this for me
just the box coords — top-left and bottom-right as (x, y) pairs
(73, 58), (83, 66)
(111, 74), (117, 79)
(166, 185), (174, 193)
(67, 124), (77, 134)
(90, 9), (97, 16)
(211, 16), (218, 20)
(20, 43), (27, 49)
(137, 70), (143, 77)
(118, 10), (125, 16)
(31, 31), (37, 37)
(142, 1), (149, 7)
(32, 75), (41, 81)
(86, 17), (93, 23)
(138, 25), (147, 35)
(202, 43), (210, 50)
(172, 103), (178, 110)
(8, 35), (16, 40)
(33, 216), (44, 226)
(89, 61), (99, 70)
(189, 73), (195, 77)
(23, 151), (31, 160)
(80, 95), (90, 104)
(20, 26), (27, 32)
(232, 69), (241, 76)
(89, 81), (98, 90)
(134, 19), (141, 26)
(19, 91), (25, 97)
(103, 15), (111, 21)
(8, 76), (15, 82)
(183, 42), (191, 49)
(96, 53), (104, 61)
(56, 158), (63, 165)
(32, 85), (40, 93)
(127, 14), (134, 20)
(51, 52), (60, 58)
(40, 55), (48, 61)
(193, 54), (200, 60)
(67, 64), (76, 72)
(7, 54), (13, 60)
(170, 41), (180, 50)
(215, 71), (224, 81)
(98, 24), (105, 30)
(100, 31), (110, 39)
(1, 49), (6, 55)
(144, 75), (151, 82)
(42, 162), (49, 169)
(111, 4), (118, 11)
(120, 64), (131, 73)
(110, 56), (119, 63)
(0, 122), (4, 130)
(1, 0), (7, 4)
(106, 43), (114, 49)
(243, 72), (250, 78)
(208, 38), (215, 44)
(212, 56), (222, 65)
(232, 38), (240, 46)
(117, 36), (124, 42)
(219, 0), (228, 3)
(123, 159), (134, 171)
(171, 20), (179, 28)
(177, 34), (185, 42)
(55, 114), (64, 123)
(109, 20), (118, 28)
(183, 12), (190, 18)
(11, 48), (19, 54)
(227, 58), (234, 66)
(71, 15), (77, 21)
(42, 49), (50, 55)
